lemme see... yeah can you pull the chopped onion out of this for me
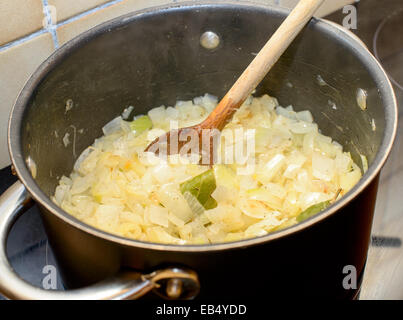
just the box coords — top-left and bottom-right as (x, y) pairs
(361, 154), (368, 173)
(121, 106), (134, 120)
(211, 185), (233, 203)
(255, 154), (286, 184)
(74, 147), (93, 172)
(276, 106), (298, 120)
(183, 191), (205, 216)
(54, 184), (70, 205)
(296, 110), (314, 123)
(156, 184), (194, 222)
(147, 205), (169, 228)
(312, 152), (335, 182)
(289, 121), (318, 134)
(148, 106), (166, 124)
(102, 116), (123, 135)
(95, 205), (121, 231)
(53, 94), (361, 245)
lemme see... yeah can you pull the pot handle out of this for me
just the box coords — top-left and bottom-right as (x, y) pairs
(0, 181), (200, 300)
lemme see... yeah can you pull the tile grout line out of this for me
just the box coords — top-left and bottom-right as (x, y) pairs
(56, 0), (125, 27)
(0, 0), (124, 53)
(0, 29), (48, 53)
(42, 0), (59, 48)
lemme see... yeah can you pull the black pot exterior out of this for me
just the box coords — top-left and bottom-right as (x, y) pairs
(9, 2), (397, 299)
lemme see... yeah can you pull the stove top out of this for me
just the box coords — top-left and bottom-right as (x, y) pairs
(1, 0), (402, 300)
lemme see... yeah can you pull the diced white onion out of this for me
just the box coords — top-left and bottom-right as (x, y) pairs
(102, 116), (123, 135)
(121, 106), (134, 120)
(53, 94), (361, 245)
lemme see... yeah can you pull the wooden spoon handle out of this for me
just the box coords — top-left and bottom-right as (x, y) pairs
(203, 0), (325, 130)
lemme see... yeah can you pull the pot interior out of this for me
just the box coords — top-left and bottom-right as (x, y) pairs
(18, 4), (387, 200)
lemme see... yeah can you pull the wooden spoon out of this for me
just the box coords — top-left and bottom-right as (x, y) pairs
(145, 0), (324, 163)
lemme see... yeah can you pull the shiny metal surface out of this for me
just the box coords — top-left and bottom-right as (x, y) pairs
(200, 31), (220, 50)
(166, 279), (183, 299)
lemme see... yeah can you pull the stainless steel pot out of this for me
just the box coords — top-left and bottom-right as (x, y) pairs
(0, 1), (397, 300)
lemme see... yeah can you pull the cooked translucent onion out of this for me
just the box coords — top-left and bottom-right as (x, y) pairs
(53, 94), (362, 244)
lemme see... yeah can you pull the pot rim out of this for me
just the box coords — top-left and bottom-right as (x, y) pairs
(8, 1), (398, 252)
